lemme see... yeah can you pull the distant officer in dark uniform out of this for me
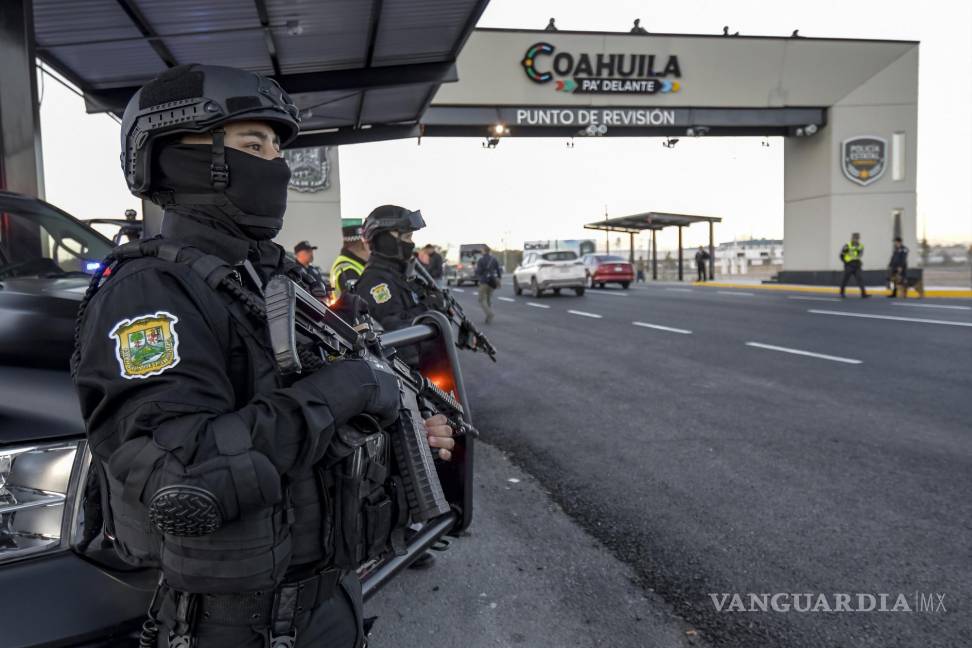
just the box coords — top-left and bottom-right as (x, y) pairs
(694, 246), (710, 282)
(839, 232), (869, 298)
(887, 236), (910, 298)
(293, 239), (327, 288)
(71, 65), (454, 648)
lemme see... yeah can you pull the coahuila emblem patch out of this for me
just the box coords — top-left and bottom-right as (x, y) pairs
(370, 283), (392, 304)
(109, 311), (181, 379)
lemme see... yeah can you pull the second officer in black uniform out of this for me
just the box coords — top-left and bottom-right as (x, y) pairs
(354, 205), (430, 333)
(71, 65), (455, 648)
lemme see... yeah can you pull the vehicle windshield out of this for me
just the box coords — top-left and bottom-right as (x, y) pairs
(0, 200), (112, 279)
(597, 255), (626, 263)
(542, 251), (578, 261)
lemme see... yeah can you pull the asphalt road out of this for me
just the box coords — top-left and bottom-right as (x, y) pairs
(443, 281), (971, 648)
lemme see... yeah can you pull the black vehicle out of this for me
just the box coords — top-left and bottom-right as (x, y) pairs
(0, 192), (471, 646)
(0, 191), (155, 647)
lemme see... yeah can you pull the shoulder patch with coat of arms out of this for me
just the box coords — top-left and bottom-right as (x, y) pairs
(109, 311), (181, 379)
(370, 283), (392, 304)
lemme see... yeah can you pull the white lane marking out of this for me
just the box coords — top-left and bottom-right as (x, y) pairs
(586, 290), (628, 297)
(451, 288), (465, 293)
(632, 321), (693, 335)
(718, 290), (755, 296)
(497, 296), (516, 302)
(745, 342), (862, 365)
(526, 302), (550, 309)
(891, 302), (972, 311)
(567, 309), (603, 319)
(808, 309), (972, 328)
(664, 288), (694, 293)
(787, 296), (842, 303)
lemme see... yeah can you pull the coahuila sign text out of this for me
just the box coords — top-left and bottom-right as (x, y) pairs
(522, 42), (682, 95)
(515, 108), (676, 127)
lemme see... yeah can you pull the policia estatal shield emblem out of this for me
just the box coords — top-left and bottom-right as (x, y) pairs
(842, 136), (887, 186)
(109, 311), (181, 379)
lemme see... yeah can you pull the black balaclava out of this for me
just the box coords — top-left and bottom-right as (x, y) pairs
(154, 143), (291, 240)
(372, 231), (415, 263)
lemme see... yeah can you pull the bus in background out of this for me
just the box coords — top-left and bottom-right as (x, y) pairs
(446, 243), (488, 286)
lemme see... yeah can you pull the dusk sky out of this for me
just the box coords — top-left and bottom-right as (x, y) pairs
(39, 0), (971, 253)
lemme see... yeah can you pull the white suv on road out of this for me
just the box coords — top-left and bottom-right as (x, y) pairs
(513, 250), (586, 297)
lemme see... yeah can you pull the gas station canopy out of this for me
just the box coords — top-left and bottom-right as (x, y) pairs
(32, 0), (489, 146)
(584, 212), (721, 233)
(585, 212), (721, 281)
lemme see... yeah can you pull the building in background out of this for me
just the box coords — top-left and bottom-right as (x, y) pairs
(277, 146), (343, 269)
(715, 238), (784, 275)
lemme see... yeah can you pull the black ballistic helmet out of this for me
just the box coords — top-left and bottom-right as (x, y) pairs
(120, 64), (300, 197)
(361, 205), (426, 243)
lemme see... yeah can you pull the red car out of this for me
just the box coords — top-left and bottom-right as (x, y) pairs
(581, 254), (635, 289)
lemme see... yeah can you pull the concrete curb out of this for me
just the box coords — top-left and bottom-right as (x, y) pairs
(694, 281), (972, 299)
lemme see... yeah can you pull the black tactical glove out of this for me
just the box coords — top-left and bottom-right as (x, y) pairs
(297, 358), (400, 427)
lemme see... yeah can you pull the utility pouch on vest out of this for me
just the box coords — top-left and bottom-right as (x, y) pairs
(150, 416), (293, 593)
(326, 418), (400, 569)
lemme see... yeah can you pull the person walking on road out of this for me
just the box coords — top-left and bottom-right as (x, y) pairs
(694, 246), (710, 282)
(475, 245), (502, 324)
(636, 256), (647, 283)
(887, 236), (909, 298)
(839, 232), (869, 298)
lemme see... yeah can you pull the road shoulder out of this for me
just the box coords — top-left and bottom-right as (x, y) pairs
(366, 441), (703, 648)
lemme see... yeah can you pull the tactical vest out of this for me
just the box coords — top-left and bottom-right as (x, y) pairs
(76, 238), (405, 594)
(842, 242), (863, 264)
(330, 253), (366, 299)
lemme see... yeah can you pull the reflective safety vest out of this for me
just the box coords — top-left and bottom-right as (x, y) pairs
(842, 241), (863, 264)
(330, 253), (366, 298)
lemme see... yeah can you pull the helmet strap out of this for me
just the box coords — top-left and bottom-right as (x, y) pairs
(210, 128), (229, 191)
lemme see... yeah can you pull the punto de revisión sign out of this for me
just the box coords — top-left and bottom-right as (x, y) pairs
(521, 42), (683, 94)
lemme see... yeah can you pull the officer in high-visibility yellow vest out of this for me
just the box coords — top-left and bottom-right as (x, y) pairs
(839, 232), (869, 298)
(329, 218), (369, 300)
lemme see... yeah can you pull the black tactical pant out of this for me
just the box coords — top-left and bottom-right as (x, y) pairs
(155, 573), (363, 647)
(840, 262), (867, 296)
(696, 262), (707, 282)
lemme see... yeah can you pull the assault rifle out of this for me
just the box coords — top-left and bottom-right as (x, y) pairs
(265, 275), (476, 523)
(410, 260), (497, 362)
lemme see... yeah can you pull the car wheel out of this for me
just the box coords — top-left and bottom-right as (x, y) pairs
(621, 282), (630, 289)
(574, 287), (585, 296)
(553, 288), (561, 296)
(531, 277), (542, 298)
(513, 277), (522, 295)
(598, 283), (605, 289)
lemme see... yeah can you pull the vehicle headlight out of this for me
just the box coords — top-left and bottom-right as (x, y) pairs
(0, 440), (86, 564)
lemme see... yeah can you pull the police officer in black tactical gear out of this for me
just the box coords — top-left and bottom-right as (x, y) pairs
(71, 64), (455, 648)
(354, 205), (431, 338)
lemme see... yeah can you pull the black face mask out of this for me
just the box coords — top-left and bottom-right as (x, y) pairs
(373, 232), (415, 262)
(155, 144), (291, 240)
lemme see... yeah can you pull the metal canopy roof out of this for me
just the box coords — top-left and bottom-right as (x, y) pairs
(585, 212), (722, 233)
(33, 0), (489, 146)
